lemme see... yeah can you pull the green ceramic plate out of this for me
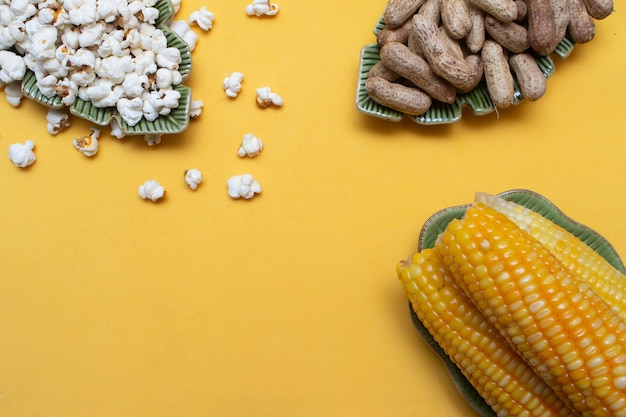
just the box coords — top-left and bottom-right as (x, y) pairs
(20, 0), (193, 137)
(356, 16), (575, 125)
(409, 189), (626, 416)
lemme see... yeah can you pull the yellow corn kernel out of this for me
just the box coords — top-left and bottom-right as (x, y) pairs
(397, 248), (572, 417)
(476, 192), (626, 321)
(437, 202), (626, 416)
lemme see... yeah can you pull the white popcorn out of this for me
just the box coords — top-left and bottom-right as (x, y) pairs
(189, 98), (203, 118)
(223, 71), (243, 98)
(169, 0), (181, 13)
(8, 139), (36, 168)
(255, 86), (283, 108)
(155, 46), (181, 70)
(72, 127), (99, 156)
(109, 118), (126, 139)
(122, 71), (149, 98)
(237, 133), (264, 158)
(4, 81), (22, 106)
(117, 96), (144, 126)
(188, 6), (214, 31)
(227, 174), (262, 200)
(170, 20), (198, 51)
(0, 20), (25, 50)
(144, 133), (162, 145)
(56, 77), (78, 105)
(138, 179), (165, 201)
(46, 108), (71, 134)
(184, 168), (202, 190)
(245, 0), (279, 16)
(0, 50), (26, 85)
(37, 73), (57, 97)
(154, 67), (181, 89)
(133, 50), (157, 75)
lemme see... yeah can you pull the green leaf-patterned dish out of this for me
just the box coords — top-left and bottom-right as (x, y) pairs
(20, 0), (192, 137)
(356, 16), (574, 125)
(408, 189), (626, 416)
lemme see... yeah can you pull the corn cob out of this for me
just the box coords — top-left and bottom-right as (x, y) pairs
(475, 192), (626, 321)
(397, 248), (574, 417)
(435, 202), (626, 417)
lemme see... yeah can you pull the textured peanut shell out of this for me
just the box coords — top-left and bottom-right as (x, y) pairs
(567, 0), (595, 43)
(377, 18), (413, 46)
(481, 40), (515, 108)
(548, 0), (569, 51)
(509, 53), (546, 101)
(467, 0), (518, 22)
(581, 0), (613, 19)
(384, 0), (428, 28)
(368, 62), (401, 82)
(418, 0), (443, 24)
(379, 42), (457, 103)
(465, 6), (485, 53)
(484, 15), (530, 53)
(441, 0), (473, 39)
(411, 14), (479, 91)
(525, 0), (557, 55)
(365, 76), (432, 115)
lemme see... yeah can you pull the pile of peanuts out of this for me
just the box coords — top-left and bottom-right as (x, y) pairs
(365, 0), (613, 116)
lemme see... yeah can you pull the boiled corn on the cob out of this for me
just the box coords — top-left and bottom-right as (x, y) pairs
(397, 248), (573, 417)
(436, 203), (626, 417)
(476, 192), (626, 322)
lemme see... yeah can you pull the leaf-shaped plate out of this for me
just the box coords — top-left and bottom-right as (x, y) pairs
(357, 15), (574, 125)
(19, 0), (193, 137)
(409, 189), (626, 416)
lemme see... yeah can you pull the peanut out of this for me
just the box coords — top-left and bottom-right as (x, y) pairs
(384, 0), (428, 28)
(377, 18), (414, 46)
(468, 0), (518, 22)
(365, 76), (432, 115)
(481, 40), (514, 108)
(567, 0), (595, 43)
(368, 62), (402, 82)
(509, 53), (546, 101)
(379, 42), (457, 103)
(581, 0), (613, 19)
(514, 0), (527, 20)
(418, 0), (443, 23)
(458, 54), (484, 93)
(465, 5), (485, 53)
(412, 14), (479, 91)
(548, 0), (570, 51)
(484, 15), (530, 53)
(441, 0), (473, 39)
(525, 0), (557, 56)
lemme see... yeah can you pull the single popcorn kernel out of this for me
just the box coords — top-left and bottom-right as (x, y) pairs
(72, 127), (100, 157)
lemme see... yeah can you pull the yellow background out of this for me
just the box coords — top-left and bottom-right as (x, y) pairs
(1, 1), (625, 416)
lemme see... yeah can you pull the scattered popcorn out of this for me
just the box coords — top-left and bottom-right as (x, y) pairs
(227, 174), (261, 200)
(72, 127), (100, 157)
(184, 168), (202, 190)
(0, 50), (26, 84)
(223, 72), (243, 98)
(237, 133), (264, 158)
(109, 118), (126, 139)
(138, 179), (165, 201)
(144, 133), (162, 146)
(46, 108), (71, 135)
(189, 99), (203, 118)
(189, 6), (214, 31)
(4, 81), (22, 107)
(170, 20), (198, 51)
(256, 86), (283, 108)
(8, 140), (36, 168)
(170, 0), (182, 13)
(245, 0), (279, 16)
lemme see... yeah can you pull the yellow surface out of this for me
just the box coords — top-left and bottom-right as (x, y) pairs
(1, 1), (625, 416)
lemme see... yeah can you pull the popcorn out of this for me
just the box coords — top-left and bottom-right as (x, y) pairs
(245, 0), (279, 17)
(170, 20), (198, 51)
(184, 168), (202, 190)
(117, 96), (144, 126)
(189, 98), (203, 118)
(255, 86), (283, 108)
(0, 50), (26, 85)
(109, 118), (126, 139)
(223, 71), (243, 98)
(46, 108), (71, 134)
(72, 127), (100, 156)
(0, 20), (25, 50)
(188, 6), (214, 31)
(237, 133), (264, 158)
(4, 81), (23, 107)
(227, 174), (262, 200)
(8, 140), (36, 168)
(144, 133), (162, 146)
(138, 179), (165, 201)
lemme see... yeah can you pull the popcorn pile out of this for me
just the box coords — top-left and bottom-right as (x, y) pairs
(0, 0), (195, 128)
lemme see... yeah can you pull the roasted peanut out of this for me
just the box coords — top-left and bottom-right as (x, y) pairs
(438, 26), (464, 59)
(384, 0), (428, 28)
(581, 0), (613, 19)
(484, 15), (530, 53)
(468, 0), (518, 22)
(567, 0), (595, 43)
(459, 54), (484, 92)
(368, 62), (402, 82)
(418, 0), (443, 23)
(525, 0), (557, 55)
(365, 76), (432, 115)
(548, 0), (569, 51)
(380, 42), (457, 103)
(465, 5), (485, 53)
(481, 40), (514, 108)
(509, 53), (546, 101)
(377, 18), (414, 46)
(514, 0), (527, 20)
(412, 14), (479, 91)
(441, 0), (473, 39)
